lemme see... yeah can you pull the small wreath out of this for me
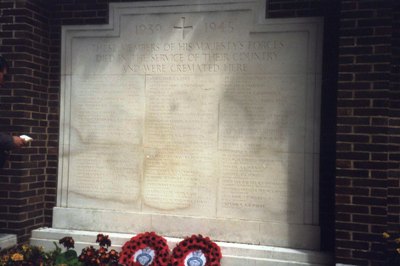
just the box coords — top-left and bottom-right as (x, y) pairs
(118, 232), (170, 266)
(170, 235), (222, 266)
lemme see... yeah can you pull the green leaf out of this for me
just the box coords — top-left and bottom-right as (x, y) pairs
(64, 249), (78, 260)
(54, 250), (84, 266)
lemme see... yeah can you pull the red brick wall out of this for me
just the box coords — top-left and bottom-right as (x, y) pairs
(336, 0), (396, 265)
(0, 0), (56, 243)
(389, 0), (400, 235)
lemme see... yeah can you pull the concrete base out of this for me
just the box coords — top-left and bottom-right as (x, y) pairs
(31, 228), (332, 265)
(0, 234), (17, 250)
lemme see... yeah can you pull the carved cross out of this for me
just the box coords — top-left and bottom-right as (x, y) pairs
(174, 17), (193, 39)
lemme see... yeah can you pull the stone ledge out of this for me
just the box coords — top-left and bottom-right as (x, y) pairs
(0, 234), (17, 250)
(31, 228), (332, 266)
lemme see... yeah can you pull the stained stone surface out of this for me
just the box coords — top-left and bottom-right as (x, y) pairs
(55, 0), (323, 250)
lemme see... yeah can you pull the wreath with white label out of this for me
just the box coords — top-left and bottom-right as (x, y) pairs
(118, 232), (170, 266)
(170, 235), (222, 266)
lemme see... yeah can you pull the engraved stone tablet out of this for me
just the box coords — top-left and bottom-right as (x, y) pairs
(56, 0), (323, 250)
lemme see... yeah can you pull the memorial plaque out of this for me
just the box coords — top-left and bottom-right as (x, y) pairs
(56, 0), (323, 250)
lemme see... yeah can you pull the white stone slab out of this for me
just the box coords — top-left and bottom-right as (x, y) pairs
(30, 228), (332, 266)
(0, 234), (17, 249)
(56, 0), (323, 251)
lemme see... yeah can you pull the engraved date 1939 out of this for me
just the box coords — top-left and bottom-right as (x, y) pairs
(136, 24), (162, 34)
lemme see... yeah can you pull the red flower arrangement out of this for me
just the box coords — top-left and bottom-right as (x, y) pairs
(78, 234), (119, 265)
(118, 232), (170, 266)
(170, 234), (222, 266)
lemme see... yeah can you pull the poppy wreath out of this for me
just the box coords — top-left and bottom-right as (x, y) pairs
(118, 232), (170, 266)
(170, 234), (222, 266)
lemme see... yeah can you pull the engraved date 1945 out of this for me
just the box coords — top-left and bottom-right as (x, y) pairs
(204, 21), (234, 32)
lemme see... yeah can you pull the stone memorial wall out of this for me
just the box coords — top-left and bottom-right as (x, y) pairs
(55, 0), (323, 250)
